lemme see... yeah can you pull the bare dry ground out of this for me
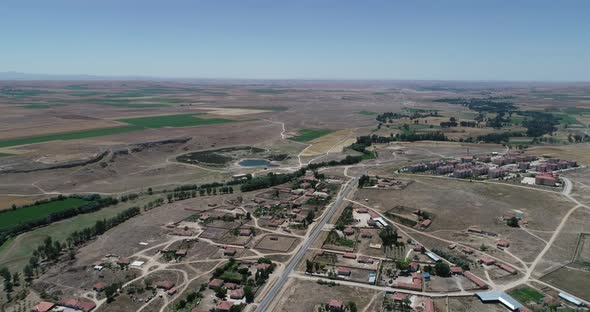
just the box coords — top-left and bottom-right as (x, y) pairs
(272, 279), (378, 312)
(355, 175), (572, 233)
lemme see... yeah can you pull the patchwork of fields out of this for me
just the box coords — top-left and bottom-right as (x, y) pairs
(0, 114), (237, 148)
(0, 198), (90, 232)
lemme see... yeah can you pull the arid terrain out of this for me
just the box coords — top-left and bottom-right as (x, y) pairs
(1, 80), (590, 312)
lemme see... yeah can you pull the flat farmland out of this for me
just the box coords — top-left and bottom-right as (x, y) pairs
(0, 197), (89, 232)
(290, 129), (333, 142)
(355, 175), (573, 232)
(0, 113), (237, 148)
(272, 279), (378, 312)
(0, 197), (153, 271)
(301, 128), (357, 156)
(255, 234), (300, 253)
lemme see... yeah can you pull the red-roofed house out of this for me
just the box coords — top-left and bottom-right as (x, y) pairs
(336, 267), (351, 276)
(230, 289), (245, 300)
(413, 244), (423, 252)
(360, 230), (373, 238)
(93, 282), (107, 292)
(215, 301), (234, 312)
(77, 301), (97, 312)
(358, 257), (374, 264)
(479, 256), (496, 265)
(497, 263), (516, 275)
(392, 292), (409, 301)
(464, 271), (488, 289)
(192, 308), (210, 312)
(256, 263), (271, 271)
(33, 302), (55, 312)
(424, 299), (435, 312)
(343, 253), (357, 259)
(421, 219), (432, 228)
(462, 247), (475, 254)
(156, 281), (175, 290)
(450, 267), (463, 275)
(328, 299), (344, 312)
(208, 279), (224, 289)
(224, 282), (239, 290)
(496, 240), (510, 248)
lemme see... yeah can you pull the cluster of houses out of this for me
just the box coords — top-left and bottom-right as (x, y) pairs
(403, 155), (516, 179)
(404, 153), (579, 187)
(32, 298), (97, 312)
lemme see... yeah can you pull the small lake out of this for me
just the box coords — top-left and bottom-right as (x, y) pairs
(238, 159), (278, 167)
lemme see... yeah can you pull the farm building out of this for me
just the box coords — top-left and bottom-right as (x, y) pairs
(559, 292), (583, 306)
(535, 173), (558, 186)
(336, 266), (351, 276)
(476, 291), (521, 311)
(479, 256), (496, 265)
(451, 266), (463, 275)
(496, 240), (511, 248)
(464, 272), (488, 289)
(32, 302), (55, 312)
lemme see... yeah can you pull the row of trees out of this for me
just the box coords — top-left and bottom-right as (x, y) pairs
(0, 194), (119, 247)
(1, 206), (140, 301)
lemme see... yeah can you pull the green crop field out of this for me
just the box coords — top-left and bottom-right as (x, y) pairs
(118, 114), (235, 128)
(0, 198), (90, 232)
(508, 286), (544, 305)
(290, 129), (333, 142)
(0, 114), (238, 148)
(226, 106), (288, 111)
(358, 110), (378, 116)
(0, 125), (143, 148)
(553, 113), (582, 125)
(85, 98), (170, 108)
(22, 104), (51, 109)
(0, 153), (13, 157)
(0, 199), (148, 271)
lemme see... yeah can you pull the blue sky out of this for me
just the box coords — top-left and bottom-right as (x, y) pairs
(1, 0), (589, 81)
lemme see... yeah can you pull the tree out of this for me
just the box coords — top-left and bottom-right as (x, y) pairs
(306, 259), (313, 273)
(215, 286), (226, 299)
(105, 284), (119, 303)
(244, 285), (254, 303)
(305, 209), (315, 224)
(434, 262), (451, 277)
(346, 301), (358, 312)
(507, 217), (519, 228)
(396, 258), (410, 271)
(147, 187), (153, 195)
(23, 265), (34, 283)
(12, 272), (20, 286)
(379, 226), (398, 247)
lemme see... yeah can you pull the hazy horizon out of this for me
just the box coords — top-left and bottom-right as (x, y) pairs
(2, 0), (589, 81)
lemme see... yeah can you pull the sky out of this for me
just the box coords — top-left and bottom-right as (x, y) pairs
(1, 0), (589, 81)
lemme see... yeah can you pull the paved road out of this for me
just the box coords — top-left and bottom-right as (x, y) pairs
(256, 175), (359, 311)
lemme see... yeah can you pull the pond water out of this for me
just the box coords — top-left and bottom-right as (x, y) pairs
(238, 159), (278, 167)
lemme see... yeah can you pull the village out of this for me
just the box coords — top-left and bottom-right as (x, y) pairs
(402, 152), (579, 188)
